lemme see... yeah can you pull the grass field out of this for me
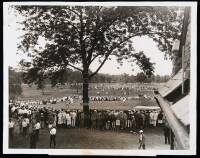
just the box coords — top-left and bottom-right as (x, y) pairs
(16, 83), (158, 110)
(10, 127), (170, 149)
(10, 83), (166, 150)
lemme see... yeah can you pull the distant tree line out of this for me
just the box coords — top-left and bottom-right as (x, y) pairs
(9, 66), (170, 90)
(9, 66), (23, 99)
(43, 69), (170, 84)
(9, 66), (169, 98)
(19, 69), (170, 86)
(90, 72), (170, 83)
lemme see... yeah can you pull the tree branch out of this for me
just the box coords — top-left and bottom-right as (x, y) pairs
(89, 54), (101, 64)
(88, 30), (167, 79)
(64, 19), (80, 33)
(65, 7), (80, 17)
(60, 50), (83, 72)
(68, 63), (83, 72)
(89, 54), (109, 79)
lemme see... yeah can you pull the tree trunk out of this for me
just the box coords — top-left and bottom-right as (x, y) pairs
(42, 89), (44, 95)
(76, 84), (79, 94)
(82, 72), (90, 127)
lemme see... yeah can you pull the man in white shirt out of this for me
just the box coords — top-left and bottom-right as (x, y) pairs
(70, 111), (77, 127)
(11, 106), (16, 113)
(57, 111), (62, 127)
(152, 111), (158, 127)
(149, 111), (154, 126)
(66, 112), (71, 127)
(138, 130), (146, 149)
(69, 97), (74, 104)
(9, 119), (15, 140)
(49, 126), (56, 148)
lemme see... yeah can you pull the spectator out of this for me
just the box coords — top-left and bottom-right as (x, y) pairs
(97, 111), (103, 130)
(49, 126), (56, 148)
(30, 130), (37, 148)
(70, 110), (77, 128)
(149, 111), (154, 126)
(40, 113), (45, 129)
(34, 121), (41, 141)
(140, 111), (146, 129)
(76, 110), (81, 128)
(152, 110), (158, 127)
(137, 111), (144, 130)
(138, 130), (146, 150)
(9, 118), (15, 144)
(144, 111), (150, 128)
(110, 111), (116, 130)
(61, 110), (67, 127)
(126, 111), (132, 130)
(163, 122), (170, 144)
(53, 113), (57, 127)
(115, 111), (120, 131)
(57, 110), (62, 127)
(14, 118), (20, 135)
(91, 110), (97, 129)
(80, 112), (84, 128)
(22, 118), (28, 136)
(66, 112), (71, 128)
(157, 111), (164, 126)
(101, 111), (107, 130)
(106, 110), (111, 130)
(121, 111), (127, 130)
(131, 115), (136, 132)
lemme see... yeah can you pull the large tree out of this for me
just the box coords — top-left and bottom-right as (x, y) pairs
(13, 5), (184, 126)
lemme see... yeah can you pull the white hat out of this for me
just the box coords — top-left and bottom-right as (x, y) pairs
(139, 130), (143, 133)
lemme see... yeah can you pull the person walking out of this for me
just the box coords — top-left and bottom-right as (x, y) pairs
(138, 130), (146, 150)
(49, 126), (56, 148)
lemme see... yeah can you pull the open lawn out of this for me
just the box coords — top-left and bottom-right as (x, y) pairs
(18, 84), (158, 110)
(10, 127), (170, 149)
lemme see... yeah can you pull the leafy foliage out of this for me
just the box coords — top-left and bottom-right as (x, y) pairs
(13, 6), (184, 86)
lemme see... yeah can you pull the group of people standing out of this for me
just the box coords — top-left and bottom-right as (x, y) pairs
(9, 100), (169, 149)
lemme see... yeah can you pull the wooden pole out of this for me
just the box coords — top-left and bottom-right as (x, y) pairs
(181, 7), (190, 95)
(182, 45), (185, 95)
(154, 94), (189, 149)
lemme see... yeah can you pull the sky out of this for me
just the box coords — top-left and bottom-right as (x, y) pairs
(4, 5), (172, 76)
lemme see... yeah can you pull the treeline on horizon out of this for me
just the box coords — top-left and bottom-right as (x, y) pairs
(9, 66), (170, 85)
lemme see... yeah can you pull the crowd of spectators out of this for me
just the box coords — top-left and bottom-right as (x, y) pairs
(9, 99), (168, 148)
(9, 101), (165, 134)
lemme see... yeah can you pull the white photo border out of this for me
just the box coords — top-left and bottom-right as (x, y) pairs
(3, 1), (197, 156)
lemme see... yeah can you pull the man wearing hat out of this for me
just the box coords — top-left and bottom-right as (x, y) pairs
(138, 130), (146, 149)
(49, 125), (56, 148)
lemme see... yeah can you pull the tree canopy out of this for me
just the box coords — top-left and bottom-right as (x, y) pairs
(13, 5), (184, 124)
(14, 6), (184, 84)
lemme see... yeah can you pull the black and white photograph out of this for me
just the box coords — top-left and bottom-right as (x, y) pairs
(3, 1), (197, 156)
